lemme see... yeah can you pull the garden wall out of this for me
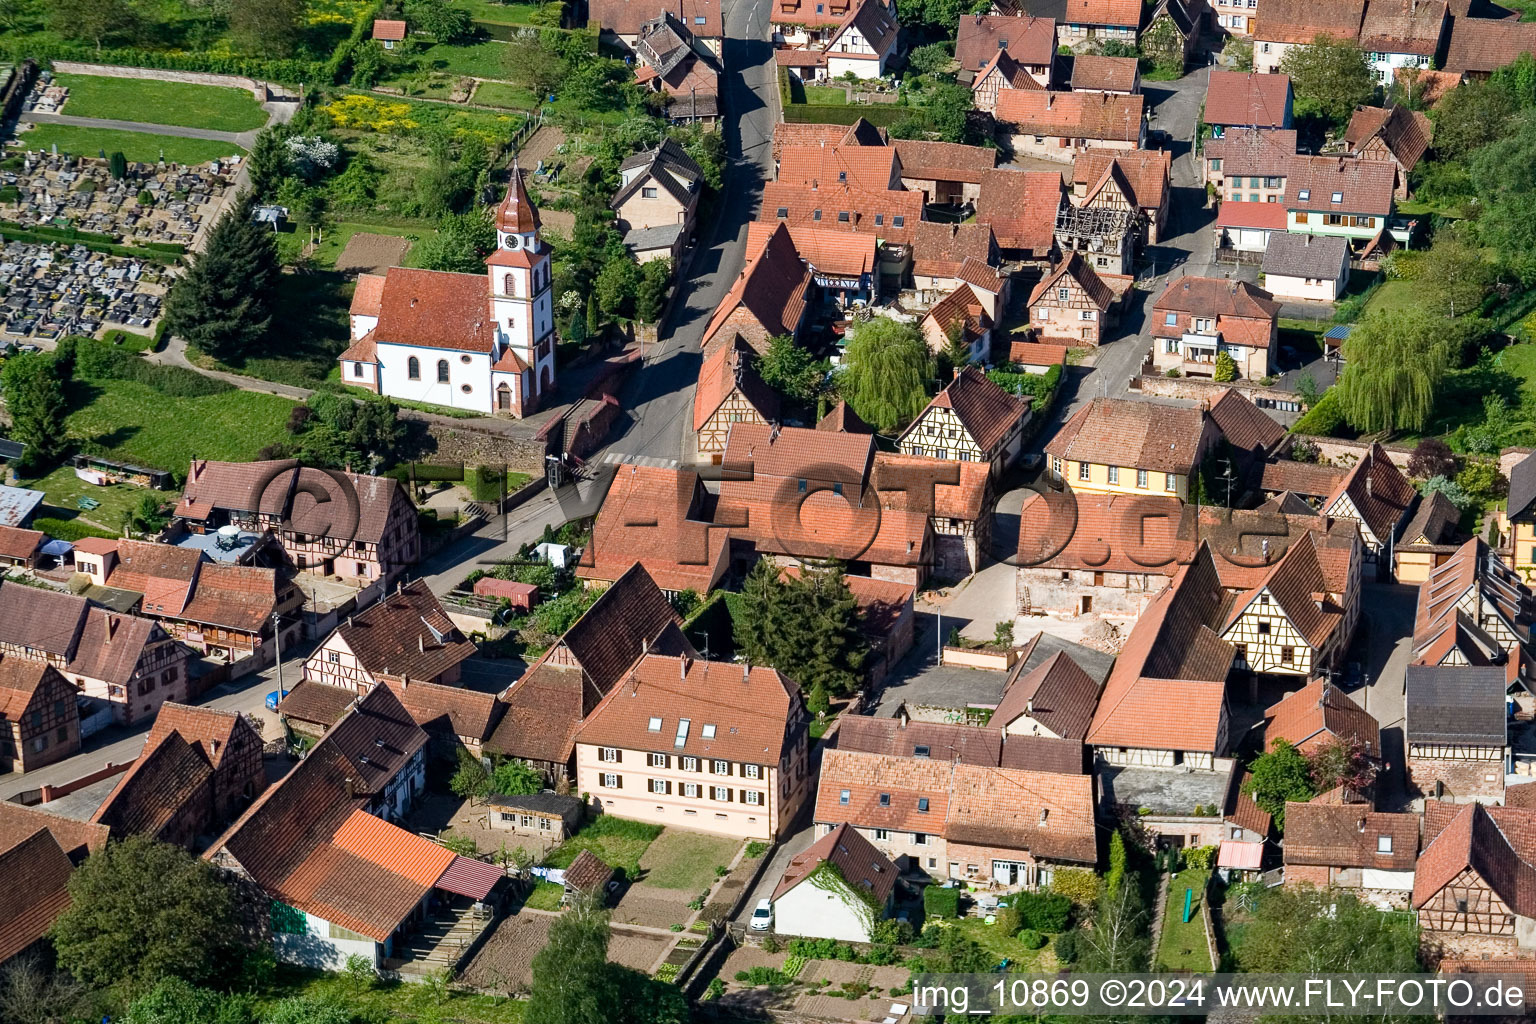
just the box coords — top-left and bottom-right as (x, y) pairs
(49, 61), (278, 100)
(940, 646), (1018, 671)
(420, 423), (547, 475)
(1289, 434), (1415, 470)
(1130, 375), (1303, 422)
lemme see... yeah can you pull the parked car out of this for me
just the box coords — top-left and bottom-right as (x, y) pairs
(750, 898), (773, 931)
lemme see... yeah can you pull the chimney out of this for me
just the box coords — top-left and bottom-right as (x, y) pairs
(105, 615), (118, 641)
(1304, 235), (1311, 247)
(1357, 817), (1367, 833)
(897, 707), (909, 729)
(742, 662), (749, 681)
(418, 634), (425, 653)
(1046, 93), (1053, 110)
(1026, 697), (1033, 714)
(344, 777), (356, 799)
(642, 638), (649, 656)
(347, 615), (353, 628)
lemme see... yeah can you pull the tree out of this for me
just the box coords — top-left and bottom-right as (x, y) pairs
(1432, 78), (1518, 162)
(1139, 16), (1184, 77)
(1407, 437), (1459, 480)
(284, 136), (341, 182)
(595, 253), (641, 319)
(406, 0), (473, 40)
(0, 954), (90, 1024)
(1243, 739), (1315, 830)
(506, 29), (567, 99)
(1471, 111), (1536, 279)
(1227, 36), (1254, 73)
(345, 953), (375, 993)
(247, 131), (289, 202)
(895, 0), (965, 35)
(350, 40), (386, 89)
(1235, 885), (1419, 973)
(1334, 307), (1451, 434)
(490, 759), (543, 796)
(1213, 349), (1237, 382)
(1415, 230), (1492, 319)
(228, 0), (306, 57)
(128, 493), (169, 535)
(49, 0), (137, 50)
(733, 560), (869, 697)
(907, 42), (955, 79)
(49, 835), (237, 991)
(838, 317), (932, 432)
(634, 259), (671, 324)
(164, 193), (278, 361)
(450, 746), (491, 803)
(1459, 458), (1509, 506)
(526, 900), (616, 1024)
(992, 620), (1014, 647)
(1, 353), (67, 471)
(1078, 875), (1150, 972)
(585, 293), (601, 338)
(758, 334), (825, 402)
(414, 208), (497, 273)
(1306, 735), (1379, 795)
(107, 151), (127, 180)
(1280, 33), (1376, 129)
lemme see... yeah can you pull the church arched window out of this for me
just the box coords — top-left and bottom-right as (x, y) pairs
(505, 273), (515, 296)
(437, 359), (450, 383)
(407, 356), (420, 380)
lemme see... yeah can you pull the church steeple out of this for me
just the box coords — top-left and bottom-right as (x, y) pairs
(496, 161), (541, 236)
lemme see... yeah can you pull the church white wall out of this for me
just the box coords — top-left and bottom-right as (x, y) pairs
(376, 344), (494, 413)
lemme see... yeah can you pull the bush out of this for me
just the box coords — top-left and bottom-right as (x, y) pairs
(866, 944), (896, 965)
(703, 978), (724, 1000)
(923, 884), (960, 919)
(1053, 930), (1080, 964)
(1048, 868), (1102, 908)
(872, 919), (915, 945)
(1018, 928), (1046, 950)
(1012, 890), (1071, 933)
(1291, 389), (1345, 436)
(76, 339), (233, 397)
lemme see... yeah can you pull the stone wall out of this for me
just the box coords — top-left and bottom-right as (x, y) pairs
(1018, 567), (1166, 620)
(1408, 755), (1506, 803)
(419, 423), (547, 475)
(1130, 374), (1303, 425)
(50, 60), (277, 100)
(1291, 434), (1415, 471)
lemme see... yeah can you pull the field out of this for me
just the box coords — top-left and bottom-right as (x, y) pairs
(64, 377), (296, 475)
(462, 914), (671, 994)
(56, 74), (267, 132)
(946, 916), (1056, 970)
(473, 81), (541, 110)
(330, 226), (416, 274)
(635, 831), (740, 891)
(414, 38), (516, 78)
(542, 816), (663, 878)
(264, 965), (523, 1023)
(16, 464), (177, 536)
(1156, 869), (1214, 971)
(12, 123), (244, 165)
(1361, 279), (1419, 317)
(453, 0), (548, 24)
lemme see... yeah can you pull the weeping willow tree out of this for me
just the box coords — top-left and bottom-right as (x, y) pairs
(837, 317), (933, 433)
(1334, 307), (1451, 435)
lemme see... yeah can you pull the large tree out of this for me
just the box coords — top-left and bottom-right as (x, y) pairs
(758, 334), (825, 402)
(1243, 739), (1315, 831)
(1471, 110), (1536, 280)
(1413, 229), (1492, 319)
(49, 836), (238, 991)
(1334, 307), (1452, 435)
(1432, 78), (1519, 162)
(1280, 33), (1376, 129)
(246, 130), (289, 203)
(228, 0), (306, 57)
(164, 193), (278, 361)
(1235, 885), (1420, 974)
(1, 353), (67, 471)
(732, 560), (868, 706)
(525, 899), (686, 1024)
(49, 0), (137, 50)
(413, 208), (497, 273)
(837, 317), (932, 433)
(405, 0), (473, 41)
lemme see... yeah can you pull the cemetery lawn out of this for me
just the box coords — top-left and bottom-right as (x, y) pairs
(55, 74), (268, 133)
(15, 124), (244, 165)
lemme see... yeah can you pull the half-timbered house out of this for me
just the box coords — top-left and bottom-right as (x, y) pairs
(1406, 665), (1511, 802)
(0, 659), (81, 773)
(1413, 801), (1536, 954)
(1026, 252), (1117, 346)
(1412, 537), (1535, 687)
(970, 50), (1043, 112)
(700, 221), (813, 355)
(693, 335), (780, 457)
(300, 581), (475, 695)
(872, 452), (992, 577)
(1219, 532), (1353, 679)
(1394, 490), (1463, 585)
(954, 13), (1055, 86)
(1321, 443), (1417, 578)
(896, 366), (1031, 475)
(1071, 149), (1171, 244)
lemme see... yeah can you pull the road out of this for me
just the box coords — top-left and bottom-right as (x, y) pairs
(20, 110), (245, 143)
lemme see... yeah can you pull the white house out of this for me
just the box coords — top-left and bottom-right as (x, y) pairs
(825, 0), (899, 79)
(1260, 233), (1350, 302)
(339, 164), (557, 418)
(772, 822), (897, 941)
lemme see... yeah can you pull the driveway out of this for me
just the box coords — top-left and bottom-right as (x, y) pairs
(736, 824), (816, 923)
(1347, 582), (1416, 811)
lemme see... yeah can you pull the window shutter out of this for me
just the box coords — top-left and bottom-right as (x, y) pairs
(666, 780), (672, 795)
(615, 774), (623, 789)
(615, 749), (622, 763)
(727, 788), (734, 802)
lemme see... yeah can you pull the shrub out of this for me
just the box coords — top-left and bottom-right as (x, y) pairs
(1053, 929), (1080, 964)
(703, 978), (724, 1000)
(865, 944), (896, 966)
(1012, 891), (1071, 933)
(1018, 929), (1046, 950)
(923, 884), (960, 919)
(1048, 868), (1102, 908)
(76, 339), (233, 397)
(872, 919), (915, 945)
(1291, 389), (1344, 436)
(994, 905), (1023, 937)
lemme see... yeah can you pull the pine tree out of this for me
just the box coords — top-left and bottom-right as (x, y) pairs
(585, 293), (601, 339)
(247, 130), (289, 203)
(1, 353), (67, 471)
(732, 558), (782, 667)
(164, 193), (278, 361)
(107, 151), (127, 180)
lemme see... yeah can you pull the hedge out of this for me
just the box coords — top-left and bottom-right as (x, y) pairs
(75, 338), (234, 397)
(0, 223), (183, 264)
(34, 516), (119, 541)
(1291, 389), (1345, 437)
(923, 884), (960, 919)
(0, 41), (326, 87)
(777, 65), (924, 128)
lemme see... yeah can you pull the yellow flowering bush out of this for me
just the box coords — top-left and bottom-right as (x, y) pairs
(323, 95), (419, 133)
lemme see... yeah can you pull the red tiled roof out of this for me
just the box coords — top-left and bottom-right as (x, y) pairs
(976, 169), (1063, 252)
(1209, 389), (1286, 453)
(955, 14), (1057, 71)
(1222, 533), (1343, 650)
(350, 273), (386, 317)
(0, 582), (89, 658)
(0, 802), (108, 860)
(992, 650), (1102, 741)
(1044, 396), (1209, 474)
(773, 821), (898, 902)
(1203, 128), (1297, 177)
(1413, 803), (1536, 916)
(1074, 149), (1170, 213)
(1285, 155), (1397, 216)
(908, 221), (998, 280)
(0, 829), (74, 963)
(1204, 71), (1292, 128)
(1359, 0), (1448, 56)
(1053, 0), (1141, 27)
(326, 580), (473, 683)
(1009, 341), (1068, 367)
(703, 220), (812, 346)
(1443, 15), (1536, 73)
(67, 609), (171, 688)
(972, 49), (1044, 94)
(90, 730), (213, 839)
(1070, 54), (1138, 92)
(578, 464), (729, 596)
(372, 267), (494, 354)
(1284, 802), (1418, 870)
(1265, 677), (1379, 754)
(816, 747), (953, 833)
(894, 140), (1000, 185)
(0, 524), (42, 560)
(106, 539), (203, 616)
(759, 181), (923, 241)
(771, 119), (887, 161)
(779, 144), (899, 192)
(180, 563), (279, 634)
(744, 221), (877, 278)
(872, 452), (992, 521)
(1028, 252), (1115, 311)
(922, 283), (993, 347)
(564, 848), (615, 892)
(1215, 201), (1290, 230)
(387, 678), (503, 742)
(372, 19), (406, 40)
(1253, 0), (1366, 45)
(496, 162), (541, 234)
(1344, 104), (1433, 171)
(277, 680), (358, 728)
(1152, 276), (1280, 332)
(591, 0), (721, 37)
(944, 761), (1096, 863)
(1326, 442), (1416, 542)
(994, 90), (1144, 142)
(817, 400), (873, 434)
(835, 716), (1001, 765)
(911, 365), (1030, 456)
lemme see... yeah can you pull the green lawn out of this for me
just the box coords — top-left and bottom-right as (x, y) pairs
(803, 86), (849, 104)
(474, 81), (540, 110)
(102, 326), (160, 352)
(416, 37), (516, 78)
(1157, 869), (1213, 971)
(56, 74), (267, 132)
(262, 966), (524, 1023)
(1361, 279), (1420, 317)
(64, 377), (297, 476)
(637, 831), (741, 891)
(542, 816), (664, 878)
(523, 880), (565, 910)
(12, 124), (243, 165)
(15, 464), (178, 537)
(946, 917), (1055, 970)
(454, 0), (548, 24)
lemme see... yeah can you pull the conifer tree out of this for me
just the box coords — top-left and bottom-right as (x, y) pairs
(164, 192), (278, 361)
(247, 129), (289, 202)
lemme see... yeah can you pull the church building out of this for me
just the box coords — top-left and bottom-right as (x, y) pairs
(340, 165), (557, 417)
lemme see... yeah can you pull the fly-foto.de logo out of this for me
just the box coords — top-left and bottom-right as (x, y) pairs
(247, 462), (364, 550)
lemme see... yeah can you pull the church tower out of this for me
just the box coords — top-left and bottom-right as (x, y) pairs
(487, 161), (556, 412)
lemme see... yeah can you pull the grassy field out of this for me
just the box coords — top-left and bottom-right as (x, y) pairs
(473, 81), (541, 110)
(263, 966), (524, 1023)
(1157, 869), (1213, 971)
(101, 326), (160, 352)
(57, 74), (267, 132)
(415, 37), (516, 78)
(946, 917), (1054, 970)
(543, 816), (664, 879)
(802, 86), (849, 104)
(1361, 279), (1419, 317)
(17, 464), (177, 535)
(454, 0), (547, 24)
(64, 377), (296, 475)
(12, 124), (243, 165)
(637, 831), (740, 890)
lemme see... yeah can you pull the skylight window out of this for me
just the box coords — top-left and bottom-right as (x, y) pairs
(1331, 191), (1343, 204)
(913, 744), (930, 758)
(918, 797), (929, 812)
(674, 718), (691, 748)
(648, 716), (662, 732)
(702, 724), (717, 739)
(1298, 188), (1310, 201)
(879, 793), (891, 807)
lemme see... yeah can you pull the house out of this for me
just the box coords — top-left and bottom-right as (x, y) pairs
(1203, 127), (1297, 199)
(771, 118), (888, 161)
(991, 649), (1103, 741)
(1209, 0), (1258, 35)
(0, 802), (109, 864)
(0, 485), (44, 527)
(574, 653), (811, 840)
(1321, 443), (1417, 575)
(1412, 801), (1536, 955)
(1215, 201), (1290, 254)
(1442, 15), (1536, 78)
(1502, 450), (1536, 583)
(830, 571), (915, 683)
(633, 13), (721, 126)
(1359, 0), (1449, 84)
(1207, 387), (1289, 467)
(814, 746), (1096, 885)
(0, 829), (77, 967)
(89, 703), (265, 848)
(1261, 233), (1351, 302)
(1071, 149), (1172, 243)
(0, 658), (81, 773)
(1394, 489), (1464, 584)
(1068, 53), (1140, 93)
(692, 336), (781, 459)
(894, 140), (1000, 208)
(905, 223), (1003, 308)
(1053, 193), (1136, 276)
(701, 221), (814, 354)
(1253, 0), (1366, 74)
(1284, 156), (1399, 250)
(1087, 545), (1236, 768)
(299, 580), (474, 694)
(1405, 665), (1511, 802)
(956, 14), (1056, 88)
(0, 525), (41, 567)
(385, 678), (504, 760)
(745, 221), (880, 311)
(896, 366), (1032, 474)
(1028, 252), (1118, 346)
(339, 165), (556, 417)
(485, 791), (583, 841)
(1283, 802), (1419, 900)
(820, 0), (902, 78)
(483, 565), (684, 780)
(779, 144), (901, 191)
(1146, 0), (1202, 70)
(1046, 397), (1218, 499)
(577, 465), (731, 596)
(975, 169), (1065, 259)
(718, 424), (933, 585)
(993, 90), (1145, 164)
(1264, 678), (1379, 757)
(772, 822), (898, 941)
(613, 139), (704, 265)
(562, 849), (616, 904)
(771, 0), (893, 53)
(176, 459), (420, 585)
(1204, 72), (1294, 138)
(872, 453), (993, 577)
(1219, 533), (1353, 678)
(0, 583), (192, 728)
(1151, 276), (1281, 379)
(759, 179), (924, 245)
(589, 0), (723, 57)
(1009, 339), (1068, 372)
(1345, 104), (1433, 199)
(919, 284), (994, 364)
(372, 19), (406, 48)
(1012, 0), (1141, 48)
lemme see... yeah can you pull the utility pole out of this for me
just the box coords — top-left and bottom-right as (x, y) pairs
(272, 609), (286, 703)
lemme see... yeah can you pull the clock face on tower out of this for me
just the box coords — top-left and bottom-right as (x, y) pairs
(505, 232), (522, 250)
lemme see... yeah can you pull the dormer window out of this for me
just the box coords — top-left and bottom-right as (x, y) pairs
(1298, 188), (1310, 201)
(999, 38), (1008, 48)
(776, 206), (788, 218)
(1331, 191), (1343, 204)
(839, 789), (850, 804)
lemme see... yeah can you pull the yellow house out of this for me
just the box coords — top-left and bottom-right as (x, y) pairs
(1043, 397), (1216, 500)
(1504, 451), (1536, 581)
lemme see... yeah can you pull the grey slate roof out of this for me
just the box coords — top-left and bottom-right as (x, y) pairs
(1509, 451), (1536, 520)
(1261, 233), (1349, 280)
(1405, 664), (1509, 747)
(623, 223), (685, 253)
